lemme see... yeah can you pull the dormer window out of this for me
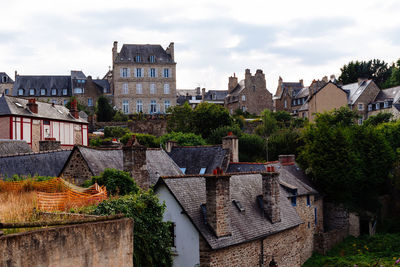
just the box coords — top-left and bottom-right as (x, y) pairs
(149, 55), (155, 63)
(368, 104), (372, 111)
(2, 76), (7, 83)
(29, 89), (35, 96)
(40, 89), (46, 96)
(376, 103), (380, 110)
(51, 89), (57, 96)
(62, 89), (68, 96)
(136, 55), (141, 62)
(199, 168), (206, 175)
(384, 101), (389, 108)
(18, 89), (24, 96)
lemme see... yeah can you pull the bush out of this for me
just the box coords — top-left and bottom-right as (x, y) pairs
(207, 125), (242, 145)
(120, 133), (160, 148)
(239, 134), (266, 162)
(104, 126), (130, 138)
(84, 168), (138, 196)
(93, 191), (173, 267)
(113, 110), (129, 122)
(160, 132), (206, 147)
(96, 96), (115, 122)
(89, 137), (112, 147)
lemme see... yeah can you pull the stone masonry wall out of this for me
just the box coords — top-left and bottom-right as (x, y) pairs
(95, 119), (168, 137)
(0, 218), (133, 267)
(61, 149), (93, 185)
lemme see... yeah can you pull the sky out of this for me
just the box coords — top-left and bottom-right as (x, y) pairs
(1, 0), (400, 94)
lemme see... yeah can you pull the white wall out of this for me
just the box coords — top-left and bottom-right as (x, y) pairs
(156, 184), (200, 267)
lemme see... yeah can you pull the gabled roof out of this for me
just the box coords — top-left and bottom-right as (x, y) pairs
(168, 145), (230, 175)
(0, 149), (73, 178)
(92, 79), (110, 93)
(374, 86), (400, 103)
(203, 90), (228, 101)
(341, 80), (372, 105)
(12, 75), (72, 97)
(307, 81), (348, 103)
(226, 80), (245, 97)
(227, 162), (267, 173)
(0, 140), (32, 156)
(0, 72), (14, 83)
(293, 87), (309, 99)
(157, 173), (302, 250)
(117, 44), (174, 64)
(65, 146), (182, 185)
(0, 95), (87, 124)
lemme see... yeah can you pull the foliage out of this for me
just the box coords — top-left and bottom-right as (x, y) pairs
(207, 124), (243, 145)
(3, 174), (53, 182)
(255, 109), (278, 137)
(84, 168), (139, 196)
(303, 234), (400, 267)
(160, 131), (206, 147)
(92, 191), (173, 267)
(363, 112), (393, 127)
(89, 137), (112, 147)
(239, 133), (265, 162)
(382, 59), (400, 89)
(167, 102), (193, 133)
(267, 129), (303, 161)
(120, 132), (160, 148)
(112, 110), (129, 122)
(104, 126), (130, 138)
(65, 96), (89, 114)
(234, 108), (257, 118)
(272, 110), (292, 128)
(96, 96), (115, 122)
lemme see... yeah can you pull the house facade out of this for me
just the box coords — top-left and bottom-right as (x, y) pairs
(0, 72), (14, 96)
(367, 86), (400, 120)
(225, 69), (273, 115)
(112, 41), (177, 114)
(0, 96), (88, 152)
(273, 76), (304, 113)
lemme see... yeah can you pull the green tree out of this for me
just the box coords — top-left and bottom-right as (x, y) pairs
(207, 124), (242, 145)
(382, 59), (400, 88)
(65, 96), (89, 114)
(239, 133), (265, 162)
(363, 113), (393, 127)
(93, 190), (173, 267)
(120, 132), (160, 148)
(255, 109), (278, 137)
(104, 126), (130, 138)
(160, 132), (206, 146)
(96, 96), (115, 122)
(167, 102), (193, 133)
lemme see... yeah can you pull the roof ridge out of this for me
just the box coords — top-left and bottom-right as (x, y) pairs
(173, 145), (223, 148)
(0, 148), (72, 159)
(161, 171), (276, 179)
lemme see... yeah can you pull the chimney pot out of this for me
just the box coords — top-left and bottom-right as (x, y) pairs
(70, 98), (80, 119)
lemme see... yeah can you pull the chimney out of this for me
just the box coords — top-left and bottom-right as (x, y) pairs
(39, 138), (61, 151)
(69, 98), (79, 119)
(206, 170), (231, 237)
(123, 135), (150, 189)
(278, 155), (295, 166)
(14, 70), (18, 80)
(322, 76), (328, 83)
(222, 132), (239, 162)
(358, 77), (368, 85)
(278, 76), (283, 86)
(262, 172), (281, 223)
(299, 79), (304, 86)
(196, 87), (200, 95)
(112, 41), (118, 62)
(166, 42), (175, 61)
(201, 88), (206, 102)
(165, 140), (178, 153)
(228, 75), (238, 94)
(27, 99), (38, 114)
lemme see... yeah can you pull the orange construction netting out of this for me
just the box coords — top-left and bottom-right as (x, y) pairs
(0, 178), (107, 211)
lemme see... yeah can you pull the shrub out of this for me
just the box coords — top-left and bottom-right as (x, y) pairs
(113, 110), (129, 122)
(160, 132), (206, 147)
(239, 133), (265, 162)
(120, 133), (160, 148)
(207, 125), (242, 145)
(104, 126), (130, 138)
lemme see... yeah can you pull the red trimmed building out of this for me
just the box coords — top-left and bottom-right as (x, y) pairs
(0, 95), (88, 152)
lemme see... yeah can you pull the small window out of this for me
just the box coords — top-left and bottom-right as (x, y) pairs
(284, 99), (287, 108)
(180, 168), (186, 174)
(168, 222), (176, 247)
(384, 101), (389, 108)
(291, 196), (297, 206)
(358, 103), (364, 111)
(2, 76), (7, 83)
(88, 98), (93, 107)
(308, 222), (310, 229)
(368, 104), (372, 111)
(200, 204), (207, 224)
(51, 99), (57, 104)
(40, 89), (46, 95)
(62, 89), (68, 96)
(149, 55), (155, 63)
(122, 83), (129, 94)
(51, 89), (57, 96)
(306, 195), (311, 206)
(199, 168), (206, 175)
(164, 84), (170, 94)
(358, 118), (363, 125)
(150, 100), (157, 113)
(150, 68), (156, 78)
(43, 120), (50, 125)
(376, 103), (380, 110)
(136, 68), (142, 78)
(150, 84), (156, 94)
(314, 207), (317, 225)
(163, 68), (170, 78)
(136, 84), (143, 94)
(136, 55), (141, 62)
(122, 68), (128, 78)
(74, 88), (83, 94)
(29, 89), (35, 96)
(242, 106), (246, 112)
(212, 94), (216, 100)
(164, 100), (171, 112)
(252, 85), (256, 92)
(242, 95), (246, 101)
(4, 89), (9, 95)
(122, 100), (129, 114)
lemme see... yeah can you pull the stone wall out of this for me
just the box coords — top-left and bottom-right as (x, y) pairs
(95, 119), (168, 137)
(314, 227), (349, 255)
(61, 149), (93, 185)
(242, 120), (262, 134)
(0, 218), (133, 267)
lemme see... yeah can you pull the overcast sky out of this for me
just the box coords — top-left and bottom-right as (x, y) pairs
(1, 0), (400, 93)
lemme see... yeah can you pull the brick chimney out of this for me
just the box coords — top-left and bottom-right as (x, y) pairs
(165, 140), (178, 153)
(222, 132), (239, 162)
(27, 99), (38, 114)
(201, 88), (206, 102)
(206, 169), (231, 237)
(112, 41), (118, 61)
(262, 172), (281, 223)
(69, 98), (79, 119)
(39, 138), (61, 151)
(228, 73), (238, 94)
(278, 155), (295, 166)
(123, 135), (150, 189)
(166, 42), (175, 61)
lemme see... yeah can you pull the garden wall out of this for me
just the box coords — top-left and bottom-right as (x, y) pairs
(0, 218), (133, 267)
(95, 119), (167, 137)
(314, 227), (349, 255)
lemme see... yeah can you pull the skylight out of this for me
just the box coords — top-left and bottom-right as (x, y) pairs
(57, 109), (63, 114)
(199, 168), (206, 175)
(14, 102), (23, 108)
(180, 168), (186, 174)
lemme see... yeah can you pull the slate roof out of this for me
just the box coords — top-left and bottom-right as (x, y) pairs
(0, 149), (72, 178)
(12, 75), (72, 97)
(374, 86), (400, 103)
(117, 44), (174, 64)
(341, 80), (372, 105)
(0, 95), (88, 124)
(226, 80), (245, 98)
(68, 146), (182, 185)
(203, 90), (228, 102)
(93, 79), (110, 93)
(227, 162), (267, 173)
(0, 140), (32, 156)
(70, 71), (86, 80)
(0, 72), (13, 83)
(168, 146), (230, 175)
(293, 87), (309, 99)
(158, 173), (303, 250)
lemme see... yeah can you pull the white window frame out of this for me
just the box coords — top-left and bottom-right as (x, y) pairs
(150, 68), (156, 78)
(136, 84), (143, 94)
(164, 100), (171, 112)
(136, 68), (143, 78)
(136, 100), (143, 113)
(368, 104), (372, 111)
(384, 101), (389, 108)
(358, 118), (363, 125)
(163, 68), (170, 78)
(149, 55), (155, 63)
(62, 88), (68, 96)
(122, 68), (128, 78)
(242, 106), (246, 112)
(150, 84), (156, 94)
(242, 95), (246, 101)
(164, 83), (170, 94)
(150, 100), (157, 113)
(376, 103), (380, 110)
(358, 103), (364, 111)
(29, 89), (35, 96)
(40, 89), (46, 96)
(122, 83), (129, 94)
(17, 89), (23, 96)
(51, 89), (57, 96)
(122, 100), (129, 114)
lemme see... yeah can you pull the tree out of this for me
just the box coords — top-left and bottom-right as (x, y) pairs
(93, 190), (173, 267)
(167, 102), (193, 133)
(239, 133), (265, 162)
(382, 59), (400, 88)
(120, 132), (160, 148)
(160, 132), (206, 146)
(255, 109), (278, 137)
(363, 113), (393, 127)
(96, 96), (115, 122)
(207, 124), (242, 145)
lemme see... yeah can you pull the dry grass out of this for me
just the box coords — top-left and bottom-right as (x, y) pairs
(0, 191), (37, 222)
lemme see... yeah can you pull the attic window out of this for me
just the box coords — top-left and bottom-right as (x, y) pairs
(149, 55), (155, 63)
(14, 102), (23, 108)
(256, 195), (264, 210)
(120, 57), (123, 61)
(200, 204), (207, 224)
(199, 168), (206, 175)
(180, 168), (186, 174)
(136, 55), (141, 62)
(232, 199), (245, 212)
(18, 89), (24, 96)
(291, 196), (297, 207)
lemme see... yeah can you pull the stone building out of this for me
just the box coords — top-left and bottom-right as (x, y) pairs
(203, 89), (228, 106)
(273, 77), (304, 112)
(367, 85), (400, 120)
(225, 69), (273, 115)
(111, 41), (176, 114)
(0, 72), (14, 96)
(0, 95), (88, 152)
(155, 154), (322, 267)
(176, 87), (203, 107)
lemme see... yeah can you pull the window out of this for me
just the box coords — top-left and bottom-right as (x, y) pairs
(64, 100), (68, 106)
(136, 68), (142, 78)
(150, 100), (157, 113)
(314, 208), (317, 225)
(29, 89), (35, 96)
(358, 103), (364, 111)
(252, 85), (256, 92)
(284, 99), (287, 108)
(4, 89), (9, 95)
(150, 84), (156, 94)
(74, 88), (83, 94)
(136, 100), (143, 113)
(2, 76), (6, 83)
(242, 106), (246, 112)
(136, 84), (143, 94)
(168, 222), (176, 247)
(40, 89), (46, 95)
(358, 118), (363, 125)
(163, 68), (170, 78)
(122, 68), (128, 78)
(51, 89), (57, 96)
(164, 84), (170, 94)
(18, 89), (24, 96)
(164, 100), (171, 112)
(291, 196), (297, 206)
(88, 98), (93, 107)
(122, 83), (129, 94)
(242, 95), (246, 101)
(384, 101), (389, 108)
(122, 100), (129, 114)
(212, 94), (216, 100)
(62, 89), (68, 96)
(199, 168), (206, 175)
(306, 195), (311, 206)
(135, 55), (141, 62)
(149, 55), (155, 63)
(150, 68), (156, 78)
(51, 99), (57, 104)
(180, 168), (186, 174)
(368, 104), (372, 111)
(376, 103), (380, 110)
